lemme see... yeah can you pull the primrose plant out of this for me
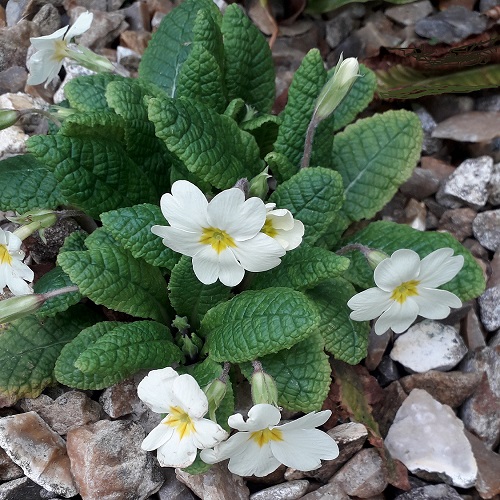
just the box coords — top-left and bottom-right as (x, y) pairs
(0, 0), (486, 475)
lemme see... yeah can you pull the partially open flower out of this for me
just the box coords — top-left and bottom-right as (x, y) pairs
(261, 203), (304, 251)
(200, 404), (338, 477)
(347, 248), (464, 335)
(0, 228), (33, 296)
(138, 367), (228, 468)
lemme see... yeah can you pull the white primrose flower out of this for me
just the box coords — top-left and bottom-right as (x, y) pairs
(347, 248), (464, 335)
(151, 181), (285, 287)
(262, 203), (304, 251)
(27, 11), (93, 87)
(0, 228), (34, 296)
(137, 367), (228, 468)
(200, 404), (339, 477)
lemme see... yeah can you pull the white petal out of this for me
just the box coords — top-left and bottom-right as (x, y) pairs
(151, 225), (201, 257)
(347, 287), (392, 321)
(137, 367), (178, 413)
(413, 287), (462, 319)
(141, 421), (175, 451)
(170, 374), (208, 419)
(207, 190), (266, 240)
(27, 51), (62, 86)
(6, 275), (32, 296)
(200, 432), (252, 464)
(275, 220), (304, 251)
(374, 249), (420, 291)
(0, 230), (7, 246)
(159, 181), (208, 232)
(5, 232), (22, 253)
(271, 429), (339, 471)
(217, 249), (245, 287)
(374, 299), (419, 335)
(191, 418), (228, 449)
(232, 233), (284, 273)
(267, 210), (295, 231)
(229, 404), (281, 432)
(278, 410), (331, 432)
(418, 248), (464, 288)
(192, 245), (232, 286)
(10, 259), (34, 282)
(156, 430), (198, 468)
(64, 11), (93, 40)
(30, 27), (67, 49)
(228, 439), (280, 477)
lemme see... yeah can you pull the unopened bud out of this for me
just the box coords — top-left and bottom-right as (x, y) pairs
(251, 368), (278, 406)
(11, 210), (58, 242)
(366, 249), (389, 270)
(0, 109), (21, 130)
(314, 55), (360, 120)
(204, 378), (227, 421)
(0, 294), (45, 324)
(248, 168), (271, 199)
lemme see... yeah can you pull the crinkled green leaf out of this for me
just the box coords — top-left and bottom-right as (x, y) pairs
(203, 288), (319, 363)
(169, 256), (232, 330)
(273, 49), (327, 179)
(34, 266), (82, 318)
(101, 203), (179, 270)
(27, 134), (157, 218)
(58, 244), (170, 323)
(265, 151), (296, 185)
(247, 333), (331, 412)
(240, 114), (281, 158)
(307, 279), (369, 364)
(61, 231), (87, 252)
(148, 96), (263, 189)
(64, 73), (127, 112)
(269, 167), (344, 245)
(249, 245), (350, 291)
(59, 111), (125, 142)
(139, 0), (221, 96)
(332, 110), (422, 223)
(314, 212), (351, 250)
(221, 4), (275, 114)
(105, 79), (173, 197)
(0, 154), (65, 212)
(74, 321), (182, 378)
(343, 221), (486, 301)
(0, 306), (98, 406)
(224, 98), (246, 121)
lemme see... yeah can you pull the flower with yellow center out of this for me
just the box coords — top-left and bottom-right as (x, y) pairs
(347, 248), (464, 335)
(262, 203), (304, 251)
(0, 228), (33, 296)
(151, 181), (285, 287)
(200, 404), (339, 477)
(137, 367), (228, 468)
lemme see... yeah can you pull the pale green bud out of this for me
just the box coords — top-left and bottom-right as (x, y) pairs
(314, 55), (360, 120)
(248, 167), (271, 199)
(0, 109), (21, 130)
(0, 294), (45, 324)
(11, 210), (58, 242)
(70, 45), (114, 74)
(251, 369), (278, 406)
(366, 249), (390, 270)
(204, 379), (227, 421)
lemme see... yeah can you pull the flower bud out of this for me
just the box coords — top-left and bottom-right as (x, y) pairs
(0, 294), (45, 324)
(314, 55), (360, 120)
(366, 249), (390, 270)
(251, 369), (278, 406)
(204, 378), (228, 421)
(0, 109), (21, 130)
(248, 168), (271, 199)
(11, 210), (58, 243)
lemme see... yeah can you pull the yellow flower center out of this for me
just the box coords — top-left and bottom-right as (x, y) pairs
(164, 406), (196, 439)
(53, 39), (70, 62)
(261, 218), (278, 238)
(199, 227), (236, 254)
(0, 245), (12, 266)
(391, 280), (420, 304)
(250, 428), (284, 447)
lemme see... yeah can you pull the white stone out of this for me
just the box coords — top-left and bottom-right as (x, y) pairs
(385, 389), (477, 488)
(390, 320), (468, 373)
(0, 127), (28, 160)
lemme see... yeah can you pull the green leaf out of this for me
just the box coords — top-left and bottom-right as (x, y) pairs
(61, 231), (87, 252)
(273, 49), (327, 179)
(221, 4), (275, 114)
(105, 79), (173, 197)
(26, 134), (157, 218)
(59, 111), (125, 142)
(74, 321), (182, 377)
(0, 154), (65, 212)
(138, 0), (221, 96)
(240, 114), (281, 158)
(314, 212), (351, 250)
(64, 74), (127, 111)
(58, 244), (170, 323)
(250, 333), (331, 412)
(307, 279), (369, 364)
(224, 98), (246, 121)
(269, 167), (344, 245)
(34, 266), (82, 318)
(0, 306), (97, 406)
(203, 288), (319, 363)
(169, 256), (232, 330)
(148, 96), (263, 189)
(54, 321), (120, 389)
(101, 203), (179, 270)
(249, 245), (350, 291)
(265, 151), (296, 185)
(342, 220), (486, 301)
(332, 110), (422, 223)
(376, 64), (500, 100)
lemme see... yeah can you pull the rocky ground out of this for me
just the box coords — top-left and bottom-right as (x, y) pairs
(0, 0), (499, 499)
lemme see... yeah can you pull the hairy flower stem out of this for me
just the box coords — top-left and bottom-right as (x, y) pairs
(18, 108), (61, 127)
(300, 115), (320, 169)
(43, 285), (80, 299)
